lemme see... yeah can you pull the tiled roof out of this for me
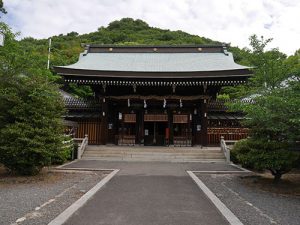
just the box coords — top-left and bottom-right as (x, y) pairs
(56, 52), (250, 73)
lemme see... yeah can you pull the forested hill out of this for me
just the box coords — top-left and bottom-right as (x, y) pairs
(19, 18), (222, 68)
(17, 17), (299, 98)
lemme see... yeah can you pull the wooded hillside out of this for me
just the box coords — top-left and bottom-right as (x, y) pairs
(16, 18), (299, 97)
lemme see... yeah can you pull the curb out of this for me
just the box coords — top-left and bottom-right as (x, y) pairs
(187, 171), (244, 225)
(55, 160), (79, 169)
(229, 163), (252, 173)
(189, 170), (251, 174)
(48, 169), (119, 225)
(53, 167), (116, 172)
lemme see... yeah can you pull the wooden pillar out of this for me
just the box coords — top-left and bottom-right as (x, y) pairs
(200, 99), (208, 146)
(135, 111), (139, 144)
(193, 104), (202, 146)
(138, 110), (144, 145)
(168, 110), (173, 145)
(101, 97), (108, 145)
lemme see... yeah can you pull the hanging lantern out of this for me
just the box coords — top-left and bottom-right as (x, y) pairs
(179, 99), (183, 108)
(128, 99), (130, 107)
(144, 100), (147, 108)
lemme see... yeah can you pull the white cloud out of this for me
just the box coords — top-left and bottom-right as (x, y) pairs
(3, 0), (300, 55)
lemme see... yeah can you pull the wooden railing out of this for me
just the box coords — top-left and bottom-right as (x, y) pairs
(74, 134), (88, 159)
(208, 128), (249, 145)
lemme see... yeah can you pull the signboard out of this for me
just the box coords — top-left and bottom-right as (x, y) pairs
(0, 32), (4, 46)
(144, 114), (168, 122)
(173, 115), (188, 123)
(124, 114), (136, 123)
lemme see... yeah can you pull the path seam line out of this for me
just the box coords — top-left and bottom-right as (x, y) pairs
(187, 171), (244, 225)
(48, 169), (119, 225)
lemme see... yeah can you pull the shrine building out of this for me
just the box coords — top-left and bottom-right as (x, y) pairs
(54, 45), (251, 147)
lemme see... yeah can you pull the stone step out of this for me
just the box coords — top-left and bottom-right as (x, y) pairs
(82, 153), (225, 159)
(81, 145), (225, 162)
(85, 146), (220, 151)
(84, 152), (224, 158)
(83, 150), (224, 154)
(81, 156), (226, 162)
(84, 149), (222, 154)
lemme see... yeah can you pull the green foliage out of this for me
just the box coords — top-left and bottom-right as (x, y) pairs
(66, 83), (94, 98)
(51, 135), (73, 164)
(232, 139), (300, 182)
(0, 0), (6, 16)
(222, 35), (295, 99)
(0, 23), (66, 175)
(230, 139), (252, 166)
(14, 18), (221, 97)
(228, 35), (300, 182)
(216, 94), (230, 100)
(231, 78), (300, 143)
(18, 18), (219, 67)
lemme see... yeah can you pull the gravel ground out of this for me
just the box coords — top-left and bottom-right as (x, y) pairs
(0, 169), (108, 225)
(196, 173), (300, 225)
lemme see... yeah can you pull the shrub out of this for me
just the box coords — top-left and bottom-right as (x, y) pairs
(230, 139), (252, 166)
(0, 25), (66, 175)
(232, 138), (300, 182)
(0, 76), (66, 175)
(51, 135), (73, 164)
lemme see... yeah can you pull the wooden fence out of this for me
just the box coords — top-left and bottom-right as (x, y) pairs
(76, 119), (103, 145)
(207, 127), (249, 145)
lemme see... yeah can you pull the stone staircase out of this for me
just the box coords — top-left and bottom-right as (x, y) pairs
(81, 145), (226, 162)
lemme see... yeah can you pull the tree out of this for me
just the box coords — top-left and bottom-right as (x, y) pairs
(228, 35), (300, 182)
(0, 23), (67, 175)
(247, 35), (289, 90)
(221, 35), (290, 98)
(232, 138), (299, 183)
(0, 0), (7, 17)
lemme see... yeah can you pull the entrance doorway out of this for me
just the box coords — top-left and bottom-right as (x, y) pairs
(144, 122), (168, 146)
(143, 114), (168, 146)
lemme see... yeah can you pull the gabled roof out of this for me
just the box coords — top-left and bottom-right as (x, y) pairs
(57, 52), (249, 73)
(54, 45), (252, 79)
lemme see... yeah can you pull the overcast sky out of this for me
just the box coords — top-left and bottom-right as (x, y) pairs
(3, 0), (300, 55)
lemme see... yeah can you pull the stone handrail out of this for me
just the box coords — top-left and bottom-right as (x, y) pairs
(220, 136), (232, 163)
(74, 134), (88, 159)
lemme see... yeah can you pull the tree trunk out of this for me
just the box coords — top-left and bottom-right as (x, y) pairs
(273, 171), (282, 184)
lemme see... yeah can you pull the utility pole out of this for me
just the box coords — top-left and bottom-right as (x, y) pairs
(47, 38), (52, 69)
(0, 31), (4, 46)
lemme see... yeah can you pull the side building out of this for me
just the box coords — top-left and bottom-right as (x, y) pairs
(54, 45), (251, 146)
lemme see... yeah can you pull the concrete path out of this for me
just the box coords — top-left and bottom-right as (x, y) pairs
(61, 161), (239, 225)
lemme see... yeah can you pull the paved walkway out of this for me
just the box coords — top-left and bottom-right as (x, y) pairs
(62, 161), (239, 225)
